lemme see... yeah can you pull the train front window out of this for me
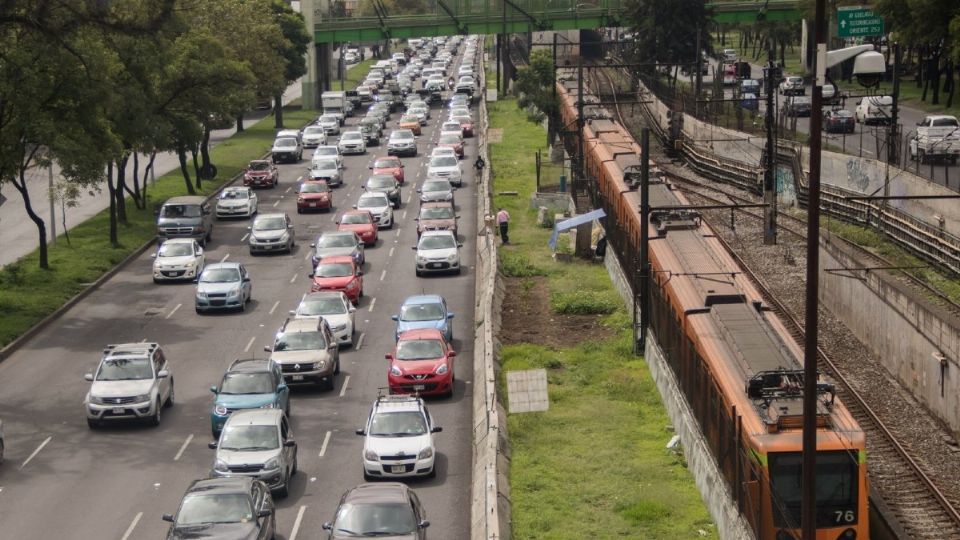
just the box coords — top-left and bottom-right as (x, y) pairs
(769, 450), (859, 528)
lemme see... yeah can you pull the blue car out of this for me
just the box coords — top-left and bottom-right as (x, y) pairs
(210, 358), (289, 437)
(392, 294), (454, 342)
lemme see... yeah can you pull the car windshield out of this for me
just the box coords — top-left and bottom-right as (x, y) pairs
(97, 357), (153, 381)
(301, 183), (330, 194)
(219, 424), (279, 451)
(343, 211), (373, 224)
(315, 148), (337, 157)
(275, 138), (297, 148)
(333, 503), (417, 535)
(299, 297), (347, 316)
(401, 115), (419, 123)
(374, 159), (399, 169)
(419, 235), (456, 250)
(316, 262), (353, 278)
(220, 372), (275, 395)
(420, 207), (454, 220)
(359, 196), (388, 208)
(367, 177), (394, 189)
(318, 234), (356, 248)
(220, 190), (248, 200)
(452, 108), (469, 116)
(312, 160), (337, 171)
(443, 123), (461, 131)
(249, 161), (271, 171)
(396, 339), (444, 360)
(430, 156), (457, 168)
(320, 116), (337, 123)
(274, 330), (326, 351)
(200, 268), (240, 283)
(369, 411), (428, 436)
(253, 217), (286, 231)
(422, 181), (450, 192)
(303, 126), (324, 135)
(391, 132), (414, 143)
(158, 243), (194, 257)
(439, 135), (460, 145)
(342, 133), (361, 141)
(160, 204), (201, 218)
(176, 493), (254, 526)
(400, 303), (444, 321)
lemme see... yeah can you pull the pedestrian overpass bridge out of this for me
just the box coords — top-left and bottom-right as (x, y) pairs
(310, 0), (803, 44)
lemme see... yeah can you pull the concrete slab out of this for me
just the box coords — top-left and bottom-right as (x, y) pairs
(506, 368), (549, 413)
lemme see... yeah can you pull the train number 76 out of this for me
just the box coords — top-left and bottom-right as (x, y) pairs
(834, 510), (855, 523)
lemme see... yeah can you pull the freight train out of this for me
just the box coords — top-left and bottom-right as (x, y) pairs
(555, 74), (868, 540)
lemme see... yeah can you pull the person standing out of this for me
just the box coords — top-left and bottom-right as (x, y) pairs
(496, 207), (510, 245)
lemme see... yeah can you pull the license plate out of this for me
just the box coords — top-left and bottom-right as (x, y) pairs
(264, 245), (274, 250)
(390, 465), (406, 473)
(112, 407), (125, 414)
(292, 375), (304, 381)
(413, 384), (425, 391)
(428, 263), (443, 269)
(309, 202), (316, 207)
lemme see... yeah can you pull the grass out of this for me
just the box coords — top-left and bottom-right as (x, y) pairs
(334, 58), (376, 91)
(0, 106), (318, 348)
(488, 98), (717, 539)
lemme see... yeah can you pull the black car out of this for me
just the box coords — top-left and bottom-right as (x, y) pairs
(163, 477), (275, 540)
(322, 483), (429, 539)
(824, 109), (856, 134)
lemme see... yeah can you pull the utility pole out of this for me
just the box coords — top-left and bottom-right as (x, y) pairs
(577, 57), (584, 195)
(502, 0), (508, 95)
(638, 128), (650, 354)
(694, 26), (702, 117)
(763, 47), (779, 245)
(48, 162), (56, 246)
(886, 42), (901, 166)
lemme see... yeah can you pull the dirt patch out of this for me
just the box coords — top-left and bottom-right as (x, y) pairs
(500, 276), (614, 348)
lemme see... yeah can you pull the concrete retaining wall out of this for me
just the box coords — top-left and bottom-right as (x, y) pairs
(820, 234), (960, 435)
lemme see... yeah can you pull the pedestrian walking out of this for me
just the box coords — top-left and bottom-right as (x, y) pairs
(496, 207), (510, 245)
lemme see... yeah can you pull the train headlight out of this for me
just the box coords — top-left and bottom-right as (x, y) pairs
(838, 529), (856, 540)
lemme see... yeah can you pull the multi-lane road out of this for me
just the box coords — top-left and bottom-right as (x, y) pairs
(0, 53), (480, 539)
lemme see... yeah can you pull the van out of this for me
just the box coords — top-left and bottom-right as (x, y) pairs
(276, 129), (301, 144)
(855, 95), (893, 125)
(740, 79), (761, 96)
(156, 196), (215, 246)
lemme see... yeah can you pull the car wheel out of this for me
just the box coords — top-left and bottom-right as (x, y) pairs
(427, 465), (437, 478)
(415, 268), (422, 277)
(363, 469), (374, 482)
(153, 277), (160, 284)
(325, 377), (336, 391)
(455, 266), (461, 275)
(195, 306), (202, 314)
(0, 439), (4, 464)
(275, 479), (289, 499)
(151, 399), (162, 426)
(292, 456), (298, 476)
(165, 380), (175, 407)
(239, 299), (246, 312)
(297, 208), (303, 214)
(87, 418), (99, 429)
(334, 358), (341, 375)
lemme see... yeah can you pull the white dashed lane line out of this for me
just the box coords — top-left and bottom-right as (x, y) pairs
(272, 201), (280, 208)
(120, 512), (143, 540)
(20, 436), (51, 469)
(220, 253), (230, 263)
(318, 431), (332, 457)
(240, 232), (249, 243)
(243, 336), (256, 352)
(339, 375), (350, 397)
(173, 434), (193, 461)
(289, 506), (307, 540)
(388, 247), (394, 258)
(289, 274), (298, 284)
(379, 270), (386, 281)
(269, 301), (279, 315)
(165, 303), (181, 320)
(355, 332), (365, 350)
(368, 297), (376, 312)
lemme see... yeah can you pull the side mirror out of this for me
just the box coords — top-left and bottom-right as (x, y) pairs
(457, 243), (463, 248)
(283, 439), (296, 448)
(257, 509), (272, 518)
(208, 441), (218, 449)
(197, 247), (204, 255)
(310, 243), (316, 248)
(264, 345), (272, 353)
(419, 520), (431, 529)
(162, 514), (175, 523)
(355, 428), (366, 436)
(210, 385), (218, 394)
(385, 353), (393, 360)
(352, 205), (358, 209)
(323, 523), (333, 531)
(356, 271), (363, 276)
(242, 277), (250, 282)
(447, 313), (454, 319)
(278, 383), (287, 392)
(151, 253), (157, 259)
(84, 373), (94, 382)
(157, 370), (170, 378)
(246, 226), (252, 231)
(432, 426), (443, 433)
(448, 351), (457, 357)
(289, 310), (296, 316)
(411, 246), (417, 250)
(391, 315), (399, 321)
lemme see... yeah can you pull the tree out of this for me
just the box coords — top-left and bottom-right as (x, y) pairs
(269, 0), (311, 129)
(515, 49), (558, 120)
(623, 0), (713, 75)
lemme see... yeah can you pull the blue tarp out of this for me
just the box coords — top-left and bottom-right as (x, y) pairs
(548, 208), (606, 250)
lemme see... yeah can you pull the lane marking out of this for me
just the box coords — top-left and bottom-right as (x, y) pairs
(120, 512), (143, 540)
(220, 253), (230, 263)
(173, 434), (193, 461)
(388, 247), (394, 257)
(304, 251), (312, 261)
(244, 336), (256, 352)
(395, 227), (401, 235)
(269, 301), (280, 315)
(368, 297), (376, 312)
(290, 274), (298, 284)
(165, 303), (181, 320)
(401, 210), (407, 220)
(240, 232), (249, 242)
(330, 214), (338, 222)
(379, 270), (386, 281)
(272, 200), (280, 208)
(286, 187), (292, 193)
(318, 431), (332, 457)
(20, 436), (51, 469)
(289, 505), (307, 540)
(339, 375), (350, 397)
(355, 332), (365, 351)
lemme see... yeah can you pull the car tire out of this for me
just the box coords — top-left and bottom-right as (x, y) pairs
(415, 269), (422, 277)
(455, 266), (461, 275)
(239, 300), (246, 313)
(151, 399), (162, 426)
(292, 456), (298, 476)
(363, 469), (374, 482)
(153, 277), (160, 284)
(334, 358), (341, 375)
(427, 465), (437, 478)
(275, 479), (289, 499)
(297, 208), (303, 214)
(324, 377), (336, 391)
(195, 306), (202, 314)
(0, 439), (4, 464)
(165, 381), (175, 408)
(87, 418), (99, 430)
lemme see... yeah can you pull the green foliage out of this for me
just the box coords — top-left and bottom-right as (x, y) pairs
(623, 0), (713, 70)
(550, 290), (619, 315)
(270, 0), (311, 84)
(514, 49), (558, 120)
(500, 251), (548, 277)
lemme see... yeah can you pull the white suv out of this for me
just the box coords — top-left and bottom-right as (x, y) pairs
(84, 343), (174, 428)
(415, 230), (461, 276)
(356, 394), (442, 479)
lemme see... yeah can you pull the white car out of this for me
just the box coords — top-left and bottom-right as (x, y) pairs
(440, 121), (463, 139)
(301, 125), (327, 148)
(313, 145), (343, 169)
(357, 394), (441, 479)
(426, 154), (462, 186)
(152, 238), (205, 283)
(355, 192), (394, 229)
(418, 178), (455, 204)
(407, 106), (429, 125)
(431, 147), (458, 160)
(290, 291), (357, 347)
(317, 115), (341, 135)
(84, 342), (174, 428)
(458, 65), (474, 77)
(414, 229), (461, 276)
(215, 186), (258, 219)
(338, 131), (367, 155)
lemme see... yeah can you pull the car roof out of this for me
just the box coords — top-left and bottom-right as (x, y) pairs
(282, 317), (322, 333)
(228, 358), (275, 372)
(317, 255), (356, 265)
(187, 476), (257, 495)
(398, 328), (445, 340)
(343, 482), (412, 505)
(402, 294), (444, 305)
(224, 408), (284, 427)
(161, 238), (197, 246)
(205, 262), (242, 270)
(165, 195), (206, 205)
(372, 394), (426, 413)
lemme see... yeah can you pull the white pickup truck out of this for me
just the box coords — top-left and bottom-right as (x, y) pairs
(910, 115), (960, 164)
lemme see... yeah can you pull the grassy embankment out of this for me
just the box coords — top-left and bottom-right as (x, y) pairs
(488, 98), (718, 539)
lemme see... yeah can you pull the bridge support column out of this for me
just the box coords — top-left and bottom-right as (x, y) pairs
(303, 2), (320, 110)
(318, 43), (333, 94)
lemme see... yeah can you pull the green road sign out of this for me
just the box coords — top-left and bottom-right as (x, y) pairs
(837, 6), (885, 38)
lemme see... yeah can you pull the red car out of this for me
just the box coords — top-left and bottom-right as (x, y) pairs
(451, 115), (474, 138)
(371, 156), (405, 184)
(386, 328), (456, 397)
(309, 255), (363, 305)
(243, 160), (279, 188)
(436, 134), (465, 159)
(337, 210), (378, 246)
(297, 180), (332, 213)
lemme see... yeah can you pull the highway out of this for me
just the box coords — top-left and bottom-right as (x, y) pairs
(0, 46), (480, 539)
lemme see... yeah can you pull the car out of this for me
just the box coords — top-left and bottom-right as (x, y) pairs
(418, 178), (455, 204)
(779, 75), (805, 96)
(392, 294), (454, 342)
(195, 262), (253, 313)
(337, 210), (379, 246)
(216, 186), (259, 219)
(415, 201), (458, 238)
(436, 134), (465, 158)
(722, 48), (738, 63)
(84, 342), (174, 428)
(364, 174), (401, 208)
(290, 291), (357, 347)
(152, 238), (205, 283)
(243, 160), (279, 188)
(318, 114), (341, 135)
(458, 65), (474, 77)
(387, 328), (456, 397)
(338, 131), (367, 155)
(448, 94), (470, 110)
(455, 76), (475, 95)
(163, 477), (276, 540)
(311, 231), (365, 268)
(413, 229), (461, 276)
(345, 51), (359, 64)
(430, 147), (457, 160)
(359, 117), (383, 145)
(210, 358), (289, 437)
(356, 394), (442, 480)
(156, 197), (215, 246)
(426, 154), (462, 186)
(297, 180), (333, 213)
(440, 120), (464, 139)
(313, 145), (344, 169)
(301, 125), (328, 148)
(322, 483), (430, 540)
(357, 85), (374, 103)
(785, 95), (812, 117)
(387, 129), (418, 157)
(266, 317), (340, 389)
(355, 192), (394, 229)
(740, 93), (759, 111)
(308, 158), (343, 186)
(271, 136), (302, 163)
(740, 79), (761, 96)
(824, 109), (856, 134)
(398, 114), (422, 135)
(449, 110), (474, 137)
(209, 409), (298, 497)
(371, 155), (406, 184)
(855, 95), (893, 125)
(248, 213), (295, 254)
(407, 106), (429, 125)
(309, 255), (364, 305)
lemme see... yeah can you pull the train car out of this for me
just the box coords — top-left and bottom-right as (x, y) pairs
(556, 77), (869, 540)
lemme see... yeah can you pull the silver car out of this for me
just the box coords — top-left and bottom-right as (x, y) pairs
(248, 213), (295, 255)
(266, 318), (340, 389)
(414, 230), (462, 276)
(318, 115), (341, 135)
(310, 231), (365, 268)
(426, 155), (462, 187)
(195, 262), (252, 313)
(290, 291), (357, 347)
(355, 192), (394, 229)
(210, 409), (298, 497)
(313, 145), (343, 169)
(338, 131), (367, 155)
(418, 178), (455, 204)
(301, 125), (327, 148)
(84, 342), (174, 428)
(152, 238), (205, 283)
(387, 129), (417, 157)
(307, 159), (342, 186)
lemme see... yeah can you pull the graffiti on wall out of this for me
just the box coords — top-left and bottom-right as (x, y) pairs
(845, 158), (872, 192)
(775, 165), (797, 206)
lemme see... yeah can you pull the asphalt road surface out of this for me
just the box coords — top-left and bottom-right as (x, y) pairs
(0, 51), (481, 539)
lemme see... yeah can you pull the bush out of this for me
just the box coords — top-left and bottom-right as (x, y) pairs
(550, 290), (619, 315)
(500, 251), (547, 277)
